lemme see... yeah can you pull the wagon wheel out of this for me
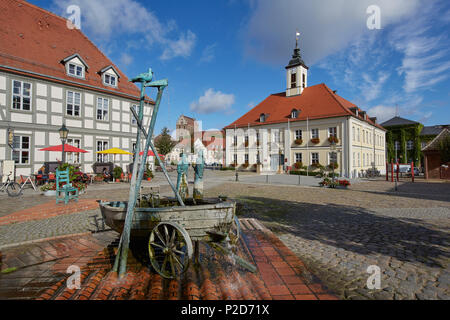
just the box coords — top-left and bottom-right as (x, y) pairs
(228, 215), (241, 249)
(148, 222), (193, 279)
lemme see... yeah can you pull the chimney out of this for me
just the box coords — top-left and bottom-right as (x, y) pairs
(370, 117), (377, 124)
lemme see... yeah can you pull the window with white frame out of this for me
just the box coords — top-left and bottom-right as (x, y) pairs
(66, 91), (81, 117)
(273, 130), (280, 143)
(256, 153), (260, 164)
(311, 128), (319, 139)
(12, 136), (30, 164)
(357, 128), (360, 142)
(357, 153), (360, 166)
(352, 127), (355, 141)
(67, 63), (84, 78)
(12, 80), (31, 111)
(363, 153), (366, 166)
(97, 140), (109, 162)
(328, 127), (337, 138)
(407, 140), (414, 150)
(245, 154), (249, 163)
(291, 109), (298, 118)
(67, 138), (81, 163)
(233, 136), (237, 146)
(131, 104), (139, 125)
(97, 97), (109, 121)
(233, 154), (237, 164)
(104, 74), (117, 87)
(295, 129), (302, 140)
(311, 152), (319, 165)
(295, 153), (302, 163)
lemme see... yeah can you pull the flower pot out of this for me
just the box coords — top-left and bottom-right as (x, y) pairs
(115, 179), (120, 183)
(147, 178), (151, 181)
(43, 190), (56, 197)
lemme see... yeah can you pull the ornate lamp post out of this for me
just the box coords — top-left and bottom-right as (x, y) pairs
(330, 140), (337, 184)
(58, 124), (69, 164)
(7, 127), (14, 150)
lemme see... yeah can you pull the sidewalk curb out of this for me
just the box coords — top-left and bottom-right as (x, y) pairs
(0, 231), (92, 250)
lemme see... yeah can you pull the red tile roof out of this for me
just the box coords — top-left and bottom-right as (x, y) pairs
(224, 83), (385, 130)
(0, 0), (152, 103)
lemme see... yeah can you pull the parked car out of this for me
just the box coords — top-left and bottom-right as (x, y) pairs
(406, 167), (420, 176)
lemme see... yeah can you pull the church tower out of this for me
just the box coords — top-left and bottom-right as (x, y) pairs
(286, 32), (309, 97)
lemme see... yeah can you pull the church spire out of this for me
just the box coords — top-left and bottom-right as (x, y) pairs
(286, 30), (309, 97)
(286, 30), (308, 70)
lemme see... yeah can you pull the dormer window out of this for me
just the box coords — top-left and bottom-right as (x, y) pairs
(62, 54), (88, 79)
(104, 74), (117, 87)
(291, 109), (299, 119)
(260, 114), (266, 123)
(100, 66), (120, 88)
(68, 63), (84, 78)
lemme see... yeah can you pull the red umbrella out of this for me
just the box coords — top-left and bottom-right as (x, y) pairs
(139, 150), (164, 158)
(39, 144), (88, 153)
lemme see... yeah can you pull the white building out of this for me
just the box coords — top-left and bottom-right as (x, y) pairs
(224, 39), (386, 178)
(0, 0), (153, 176)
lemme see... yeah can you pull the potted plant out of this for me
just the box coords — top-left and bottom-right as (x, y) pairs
(328, 136), (339, 144)
(72, 181), (87, 194)
(337, 179), (351, 189)
(41, 183), (57, 196)
(94, 174), (104, 183)
(294, 138), (303, 145)
(113, 166), (123, 182)
(319, 177), (331, 187)
(145, 163), (154, 181)
(242, 162), (249, 169)
(311, 138), (320, 144)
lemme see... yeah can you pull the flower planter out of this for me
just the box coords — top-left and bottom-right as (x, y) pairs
(147, 178), (152, 181)
(311, 138), (320, 144)
(43, 190), (57, 197)
(115, 179), (120, 183)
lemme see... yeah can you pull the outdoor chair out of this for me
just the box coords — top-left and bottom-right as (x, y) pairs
(55, 168), (79, 205)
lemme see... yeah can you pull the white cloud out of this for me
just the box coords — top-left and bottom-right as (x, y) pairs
(53, 0), (196, 60)
(367, 105), (397, 123)
(190, 89), (235, 114)
(243, 0), (421, 66)
(199, 44), (217, 63)
(360, 72), (390, 102)
(160, 31), (197, 60)
(120, 53), (133, 66)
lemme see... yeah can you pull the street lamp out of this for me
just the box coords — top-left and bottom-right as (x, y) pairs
(330, 140), (337, 184)
(7, 127), (14, 149)
(59, 124), (69, 164)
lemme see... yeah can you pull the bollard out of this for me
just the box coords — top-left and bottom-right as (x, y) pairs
(411, 162), (415, 183)
(266, 175), (269, 184)
(298, 174), (301, 185)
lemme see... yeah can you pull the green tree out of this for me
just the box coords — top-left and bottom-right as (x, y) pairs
(439, 135), (450, 163)
(154, 127), (177, 156)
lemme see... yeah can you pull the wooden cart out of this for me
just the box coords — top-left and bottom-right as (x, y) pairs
(98, 197), (250, 279)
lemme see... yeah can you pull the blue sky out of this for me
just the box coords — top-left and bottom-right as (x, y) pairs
(32, 0), (450, 134)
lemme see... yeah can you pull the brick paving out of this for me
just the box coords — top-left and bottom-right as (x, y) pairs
(0, 219), (337, 300)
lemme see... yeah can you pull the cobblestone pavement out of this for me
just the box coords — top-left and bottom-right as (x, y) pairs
(0, 210), (105, 248)
(204, 181), (450, 300)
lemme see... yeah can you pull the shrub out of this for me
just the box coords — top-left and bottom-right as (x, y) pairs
(113, 166), (123, 179)
(289, 171), (321, 176)
(294, 161), (303, 169)
(328, 162), (339, 170)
